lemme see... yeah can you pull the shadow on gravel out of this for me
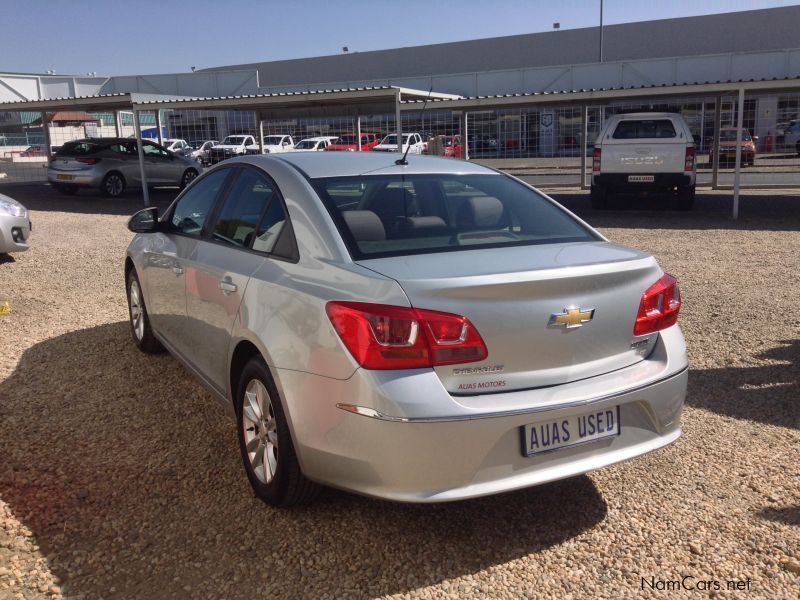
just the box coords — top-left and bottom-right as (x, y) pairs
(686, 340), (799, 429)
(757, 506), (800, 527)
(0, 183), (177, 216)
(0, 322), (607, 598)
(549, 192), (800, 232)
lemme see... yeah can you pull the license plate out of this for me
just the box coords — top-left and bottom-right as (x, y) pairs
(521, 406), (620, 456)
(628, 175), (654, 182)
(56, 174), (74, 181)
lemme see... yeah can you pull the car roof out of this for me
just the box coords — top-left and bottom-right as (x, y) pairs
(233, 152), (496, 178)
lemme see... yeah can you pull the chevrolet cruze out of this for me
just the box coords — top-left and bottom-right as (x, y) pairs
(125, 152), (688, 507)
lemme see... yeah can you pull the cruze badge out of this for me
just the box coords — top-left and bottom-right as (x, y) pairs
(548, 307), (595, 329)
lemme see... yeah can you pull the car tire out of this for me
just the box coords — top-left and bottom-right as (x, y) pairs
(126, 269), (164, 354)
(236, 356), (321, 507)
(180, 168), (199, 190)
(674, 185), (695, 211)
(102, 172), (126, 198)
(590, 184), (609, 210)
(53, 184), (79, 195)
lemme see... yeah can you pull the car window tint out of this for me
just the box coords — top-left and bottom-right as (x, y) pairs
(143, 143), (168, 157)
(612, 120), (677, 139)
(313, 174), (597, 259)
(56, 141), (105, 156)
(252, 193), (289, 255)
(211, 169), (275, 248)
(170, 169), (230, 236)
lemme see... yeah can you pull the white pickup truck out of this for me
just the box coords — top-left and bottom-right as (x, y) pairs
(372, 133), (426, 154)
(591, 112), (696, 210)
(208, 135), (261, 164)
(260, 134), (295, 153)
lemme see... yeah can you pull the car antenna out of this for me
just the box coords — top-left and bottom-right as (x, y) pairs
(395, 86), (433, 166)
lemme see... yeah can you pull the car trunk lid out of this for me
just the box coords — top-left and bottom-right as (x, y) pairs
(358, 242), (662, 394)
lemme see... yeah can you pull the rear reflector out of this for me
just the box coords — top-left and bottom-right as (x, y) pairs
(326, 301), (488, 369)
(592, 148), (602, 172)
(634, 274), (682, 336)
(684, 147), (695, 172)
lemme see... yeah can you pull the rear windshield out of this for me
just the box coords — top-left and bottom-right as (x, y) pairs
(56, 141), (106, 156)
(720, 130), (752, 141)
(612, 119), (677, 139)
(312, 174), (598, 260)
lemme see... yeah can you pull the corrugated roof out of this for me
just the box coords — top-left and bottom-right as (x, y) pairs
(400, 76), (800, 105)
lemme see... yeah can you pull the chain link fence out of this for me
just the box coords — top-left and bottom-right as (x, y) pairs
(1, 90), (798, 192)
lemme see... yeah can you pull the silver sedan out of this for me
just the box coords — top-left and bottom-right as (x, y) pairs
(48, 138), (201, 198)
(0, 193), (31, 254)
(124, 153), (688, 507)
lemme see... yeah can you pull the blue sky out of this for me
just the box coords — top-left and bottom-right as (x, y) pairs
(2, 0), (798, 76)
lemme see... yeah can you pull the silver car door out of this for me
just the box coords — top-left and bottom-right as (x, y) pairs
(144, 168), (234, 354)
(184, 167), (287, 391)
(142, 141), (175, 183)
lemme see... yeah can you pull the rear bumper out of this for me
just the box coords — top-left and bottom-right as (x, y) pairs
(592, 173), (694, 188)
(274, 326), (688, 502)
(47, 168), (103, 187)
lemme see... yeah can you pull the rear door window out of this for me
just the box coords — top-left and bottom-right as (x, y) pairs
(210, 169), (276, 248)
(612, 120), (677, 139)
(208, 168), (297, 259)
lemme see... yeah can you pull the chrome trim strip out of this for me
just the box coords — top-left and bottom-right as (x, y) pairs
(336, 366), (688, 423)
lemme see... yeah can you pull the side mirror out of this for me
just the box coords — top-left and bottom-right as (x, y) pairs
(752, 135), (759, 142)
(128, 207), (159, 233)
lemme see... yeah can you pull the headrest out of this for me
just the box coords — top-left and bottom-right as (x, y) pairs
(342, 210), (386, 242)
(394, 216), (448, 237)
(457, 196), (504, 228)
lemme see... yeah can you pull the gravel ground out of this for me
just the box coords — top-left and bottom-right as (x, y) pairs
(0, 185), (798, 599)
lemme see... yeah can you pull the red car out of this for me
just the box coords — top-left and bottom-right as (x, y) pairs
(324, 132), (380, 152)
(711, 127), (756, 167)
(422, 135), (463, 158)
(19, 145), (49, 157)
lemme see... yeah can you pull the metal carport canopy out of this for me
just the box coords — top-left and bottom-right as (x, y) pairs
(130, 86), (462, 118)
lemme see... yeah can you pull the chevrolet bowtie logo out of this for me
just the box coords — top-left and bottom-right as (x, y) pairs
(548, 307), (595, 329)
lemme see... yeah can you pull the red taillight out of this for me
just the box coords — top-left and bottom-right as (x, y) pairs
(684, 147), (695, 172)
(592, 148), (601, 172)
(326, 301), (488, 370)
(76, 157), (101, 165)
(634, 274), (682, 336)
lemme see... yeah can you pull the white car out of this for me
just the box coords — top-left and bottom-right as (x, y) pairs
(0, 193), (31, 254)
(372, 133), (426, 154)
(261, 135), (295, 153)
(292, 136), (338, 152)
(190, 140), (219, 165)
(161, 139), (193, 156)
(208, 135), (261, 164)
(591, 112), (696, 210)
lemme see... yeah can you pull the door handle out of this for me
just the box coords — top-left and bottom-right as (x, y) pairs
(172, 266), (184, 275)
(219, 280), (237, 295)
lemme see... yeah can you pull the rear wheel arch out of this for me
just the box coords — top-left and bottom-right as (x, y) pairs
(229, 340), (262, 409)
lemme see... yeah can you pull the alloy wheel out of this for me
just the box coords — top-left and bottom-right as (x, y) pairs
(129, 279), (144, 341)
(106, 174), (124, 197)
(242, 379), (279, 484)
